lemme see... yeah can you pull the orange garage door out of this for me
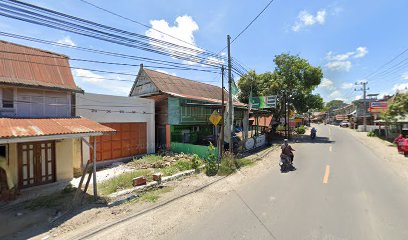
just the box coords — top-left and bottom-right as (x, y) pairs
(91, 122), (147, 161)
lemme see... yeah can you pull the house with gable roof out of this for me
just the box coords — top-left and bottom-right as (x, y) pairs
(129, 65), (247, 157)
(0, 41), (115, 201)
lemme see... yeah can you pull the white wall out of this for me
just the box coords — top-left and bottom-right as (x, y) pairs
(75, 93), (155, 158)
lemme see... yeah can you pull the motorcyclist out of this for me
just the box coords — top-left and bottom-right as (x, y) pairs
(281, 139), (295, 163)
(311, 127), (317, 138)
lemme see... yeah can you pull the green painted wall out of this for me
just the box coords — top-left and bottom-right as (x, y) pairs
(171, 142), (218, 159)
(168, 97), (181, 125)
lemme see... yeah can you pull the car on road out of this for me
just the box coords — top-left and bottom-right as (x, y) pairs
(339, 121), (350, 128)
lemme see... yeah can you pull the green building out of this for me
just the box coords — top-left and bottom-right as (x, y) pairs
(129, 65), (247, 158)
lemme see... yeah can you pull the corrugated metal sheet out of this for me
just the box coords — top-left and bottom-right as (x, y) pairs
(0, 41), (80, 91)
(143, 68), (246, 107)
(0, 117), (115, 138)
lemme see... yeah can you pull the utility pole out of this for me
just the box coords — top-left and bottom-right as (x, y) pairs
(355, 81), (369, 132)
(220, 65), (225, 158)
(227, 35), (233, 151)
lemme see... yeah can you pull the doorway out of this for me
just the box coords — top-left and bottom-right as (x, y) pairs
(18, 141), (56, 188)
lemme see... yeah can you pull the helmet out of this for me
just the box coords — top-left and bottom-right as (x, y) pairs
(284, 139), (288, 142)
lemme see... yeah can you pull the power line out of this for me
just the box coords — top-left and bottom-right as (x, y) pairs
(0, 0), (227, 64)
(218, 0), (275, 53)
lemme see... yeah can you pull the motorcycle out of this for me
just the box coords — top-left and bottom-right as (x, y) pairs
(280, 154), (295, 172)
(311, 129), (317, 139)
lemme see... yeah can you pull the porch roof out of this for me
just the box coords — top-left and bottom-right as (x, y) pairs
(0, 117), (115, 143)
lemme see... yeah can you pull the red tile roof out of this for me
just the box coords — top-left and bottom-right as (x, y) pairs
(141, 68), (246, 106)
(0, 117), (115, 139)
(0, 41), (81, 92)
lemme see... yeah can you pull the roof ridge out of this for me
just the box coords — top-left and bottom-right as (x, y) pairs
(143, 68), (222, 89)
(0, 40), (69, 58)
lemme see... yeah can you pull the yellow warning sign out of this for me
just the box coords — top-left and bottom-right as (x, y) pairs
(209, 110), (222, 126)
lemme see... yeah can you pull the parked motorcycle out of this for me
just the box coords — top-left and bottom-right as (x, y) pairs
(280, 154), (295, 172)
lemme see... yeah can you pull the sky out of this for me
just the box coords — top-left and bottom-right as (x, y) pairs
(1, 0), (408, 103)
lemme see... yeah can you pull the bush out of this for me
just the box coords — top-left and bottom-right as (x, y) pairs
(367, 131), (376, 137)
(276, 125), (285, 131)
(191, 154), (203, 170)
(295, 126), (306, 134)
(218, 152), (238, 176)
(206, 143), (218, 176)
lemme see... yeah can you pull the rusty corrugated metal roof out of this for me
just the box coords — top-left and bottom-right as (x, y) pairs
(0, 117), (115, 139)
(143, 68), (246, 107)
(0, 40), (80, 91)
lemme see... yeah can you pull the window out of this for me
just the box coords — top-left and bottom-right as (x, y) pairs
(0, 145), (7, 165)
(2, 88), (14, 108)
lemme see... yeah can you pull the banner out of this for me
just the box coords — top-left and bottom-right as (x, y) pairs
(249, 95), (277, 109)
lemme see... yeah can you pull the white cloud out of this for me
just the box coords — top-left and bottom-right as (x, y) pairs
(292, 9), (326, 32)
(74, 69), (104, 83)
(393, 83), (408, 91)
(325, 47), (368, 71)
(325, 61), (352, 71)
(355, 95), (362, 100)
(57, 36), (76, 47)
(205, 56), (225, 66)
(329, 90), (343, 99)
(146, 15), (202, 64)
(401, 72), (408, 80)
(155, 69), (177, 76)
(320, 78), (336, 90)
(354, 47), (368, 58)
(341, 82), (354, 89)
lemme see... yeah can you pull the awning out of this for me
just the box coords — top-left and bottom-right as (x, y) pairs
(0, 117), (116, 144)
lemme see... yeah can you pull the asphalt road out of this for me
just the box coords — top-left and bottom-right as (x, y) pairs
(174, 125), (408, 240)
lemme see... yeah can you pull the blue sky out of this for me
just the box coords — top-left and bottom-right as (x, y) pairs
(1, 0), (408, 102)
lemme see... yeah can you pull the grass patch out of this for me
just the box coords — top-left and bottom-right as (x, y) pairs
(137, 187), (174, 203)
(236, 158), (254, 167)
(160, 159), (194, 176)
(99, 169), (153, 196)
(25, 184), (76, 210)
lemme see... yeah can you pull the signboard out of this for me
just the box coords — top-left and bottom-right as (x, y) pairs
(209, 110), (222, 126)
(335, 115), (348, 120)
(250, 95), (277, 109)
(369, 102), (388, 113)
(294, 118), (302, 123)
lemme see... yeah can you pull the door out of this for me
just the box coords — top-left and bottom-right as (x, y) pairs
(18, 141), (56, 188)
(91, 123), (147, 161)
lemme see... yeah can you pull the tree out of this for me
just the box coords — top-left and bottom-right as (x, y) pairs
(324, 100), (345, 111)
(237, 53), (323, 117)
(384, 92), (408, 119)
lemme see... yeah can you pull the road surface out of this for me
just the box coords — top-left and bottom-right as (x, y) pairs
(175, 125), (408, 240)
(83, 125), (408, 240)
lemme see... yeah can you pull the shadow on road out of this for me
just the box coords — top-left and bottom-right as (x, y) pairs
(297, 136), (334, 144)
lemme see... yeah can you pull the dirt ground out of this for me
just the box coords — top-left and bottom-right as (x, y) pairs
(3, 145), (280, 240)
(345, 128), (408, 184)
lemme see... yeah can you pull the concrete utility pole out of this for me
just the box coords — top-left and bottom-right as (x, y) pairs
(355, 81), (369, 132)
(220, 65), (225, 158)
(227, 35), (233, 151)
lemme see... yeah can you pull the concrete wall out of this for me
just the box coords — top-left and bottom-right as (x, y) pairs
(75, 93), (155, 164)
(55, 139), (75, 181)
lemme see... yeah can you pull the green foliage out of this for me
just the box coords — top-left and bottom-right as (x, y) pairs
(137, 187), (173, 203)
(161, 165), (179, 176)
(367, 131), (376, 137)
(237, 53), (323, 119)
(99, 169), (153, 196)
(205, 143), (218, 176)
(294, 126), (306, 134)
(324, 100), (345, 111)
(384, 92), (408, 119)
(236, 158), (254, 168)
(161, 159), (195, 176)
(132, 154), (164, 167)
(276, 125), (285, 131)
(218, 152), (238, 176)
(191, 154), (203, 170)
